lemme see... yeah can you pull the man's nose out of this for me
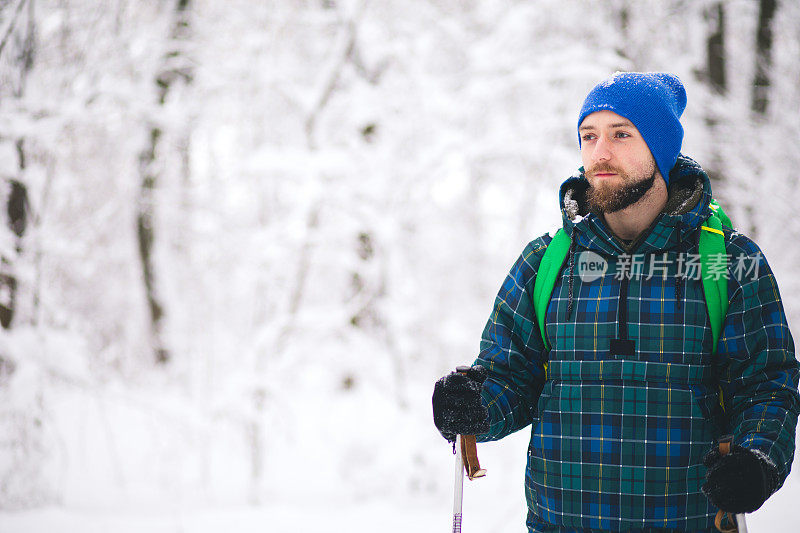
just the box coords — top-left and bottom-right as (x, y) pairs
(591, 135), (612, 163)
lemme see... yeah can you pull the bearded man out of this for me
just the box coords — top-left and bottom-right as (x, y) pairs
(431, 72), (800, 532)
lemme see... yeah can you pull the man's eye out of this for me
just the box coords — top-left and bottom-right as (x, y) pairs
(615, 131), (631, 138)
(581, 134), (596, 141)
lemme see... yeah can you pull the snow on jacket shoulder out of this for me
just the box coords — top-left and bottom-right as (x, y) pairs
(474, 155), (800, 532)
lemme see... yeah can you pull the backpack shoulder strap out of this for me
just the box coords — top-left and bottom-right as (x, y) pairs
(708, 198), (733, 229)
(699, 213), (729, 354)
(533, 228), (571, 351)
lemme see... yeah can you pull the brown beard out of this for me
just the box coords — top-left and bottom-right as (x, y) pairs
(586, 163), (657, 214)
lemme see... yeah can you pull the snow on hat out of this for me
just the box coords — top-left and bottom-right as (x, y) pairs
(577, 72), (687, 185)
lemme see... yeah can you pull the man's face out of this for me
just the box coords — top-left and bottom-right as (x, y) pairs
(579, 110), (659, 214)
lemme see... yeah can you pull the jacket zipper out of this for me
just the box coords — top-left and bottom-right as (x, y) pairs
(618, 274), (629, 340)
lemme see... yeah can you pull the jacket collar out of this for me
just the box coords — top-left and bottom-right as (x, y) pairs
(558, 155), (713, 256)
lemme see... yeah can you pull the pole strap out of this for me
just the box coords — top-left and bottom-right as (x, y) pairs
(460, 435), (486, 480)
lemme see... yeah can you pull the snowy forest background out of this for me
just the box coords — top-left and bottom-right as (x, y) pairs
(1, 0), (800, 531)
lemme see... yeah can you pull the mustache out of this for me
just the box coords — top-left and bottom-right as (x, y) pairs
(586, 163), (621, 176)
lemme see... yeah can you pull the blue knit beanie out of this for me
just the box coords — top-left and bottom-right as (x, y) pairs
(577, 72), (687, 185)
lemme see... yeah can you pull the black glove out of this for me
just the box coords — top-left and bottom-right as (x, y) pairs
(701, 443), (779, 513)
(432, 365), (490, 442)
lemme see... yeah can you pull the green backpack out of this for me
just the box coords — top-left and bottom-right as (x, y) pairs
(533, 200), (732, 355)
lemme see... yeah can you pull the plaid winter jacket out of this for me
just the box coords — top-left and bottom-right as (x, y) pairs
(474, 156), (800, 532)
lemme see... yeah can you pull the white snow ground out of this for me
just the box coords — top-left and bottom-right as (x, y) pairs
(2, 430), (799, 532)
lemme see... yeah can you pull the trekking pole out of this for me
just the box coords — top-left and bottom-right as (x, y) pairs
(714, 435), (748, 533)
(451, 366), (488, 533)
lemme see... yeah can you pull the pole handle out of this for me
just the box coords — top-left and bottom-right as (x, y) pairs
(714, 435), (743, 533)
(455, 366), (487, 480)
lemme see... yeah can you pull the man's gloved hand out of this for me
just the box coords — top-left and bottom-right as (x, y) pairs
(701, 443), (780, 513)
(432, 365), (490, 442)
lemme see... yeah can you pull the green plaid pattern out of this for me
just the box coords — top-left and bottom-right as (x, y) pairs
(475, 157), (800, 532)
